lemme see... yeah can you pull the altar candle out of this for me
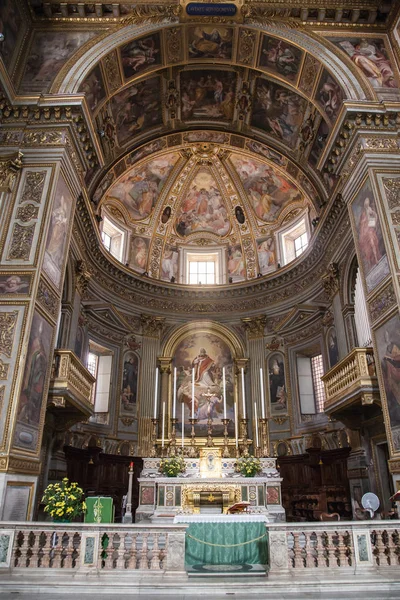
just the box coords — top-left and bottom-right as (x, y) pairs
(161, 401), (165, 448)
(260, 367), (266, 419)
(191, 367), (195, 418)
(241, 368), (246, 419)
(153, 367), (159, 419)
(182, 402), (185, 448)
(173, 366), (177, 419)
(254, 402), (259, 447)
(223, 367), (227, 419)
(234, 401), (239, 449)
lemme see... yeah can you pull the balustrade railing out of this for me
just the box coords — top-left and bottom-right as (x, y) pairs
(49, 350), (95, 415)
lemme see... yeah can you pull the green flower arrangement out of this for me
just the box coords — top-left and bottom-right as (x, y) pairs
(236, 455), (262, 477)
(159, 456), (186, 477)
(42, 477), (86, 521)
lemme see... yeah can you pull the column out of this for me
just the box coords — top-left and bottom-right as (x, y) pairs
(158, 356), (172, 448)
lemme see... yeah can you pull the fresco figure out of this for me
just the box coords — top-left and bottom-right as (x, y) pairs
(358, 197), (382, 271)
(269, 353), (287, 414)
(257, 237), (276, 274)
(161, 246), (178, 281)
(121, 352), (138, 411)
(188, 27), (233, 60)
(79, 65), (106, 112)
(260, 36), (303, 81)
(228, 245), (246, 281)
(121, 34), (161, 79)
(130, 237), (149, 271)
(334, 38), (397, 89)
(327, 328), (339, 367)
(316, 71), (343, 121)
(180, 70), (236, 121)
(0, 275), (29, 294)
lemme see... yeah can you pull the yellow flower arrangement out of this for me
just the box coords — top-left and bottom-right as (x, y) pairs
(159, 456), (186, 477)
(42, 477), (86, 521)
(236, 456), (262, 477)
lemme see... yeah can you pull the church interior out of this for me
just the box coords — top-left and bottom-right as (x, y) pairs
(1, 0), (400, 595)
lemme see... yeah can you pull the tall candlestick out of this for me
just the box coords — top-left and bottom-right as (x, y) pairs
(234, 401), (239, 449)
(161, 401), (165, 448)
(241, 368), (246, 419)
(173, 366), (177, 419)
(153, 367), (159, 419)
(254, 402), (259, 447)
(182, 402), (184, 448)
(223, 367), (227, 419)
(260, 367), (265, 419)
(191, 368), (195, 418)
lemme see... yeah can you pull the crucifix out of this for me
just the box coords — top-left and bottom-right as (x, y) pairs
(201, 387), (217, 447)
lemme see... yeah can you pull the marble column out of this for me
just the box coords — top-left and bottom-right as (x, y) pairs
(159, 356), (172, 445)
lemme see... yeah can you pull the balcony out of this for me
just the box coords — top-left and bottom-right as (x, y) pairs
(47, 350), (96, 426)
(321, 348), (381, 423)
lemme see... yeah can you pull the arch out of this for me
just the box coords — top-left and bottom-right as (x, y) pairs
(162, 320), (244, 359)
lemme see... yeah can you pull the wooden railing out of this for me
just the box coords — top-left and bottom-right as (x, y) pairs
(321, 348), (379, 411)
(48, 350), (95, 416)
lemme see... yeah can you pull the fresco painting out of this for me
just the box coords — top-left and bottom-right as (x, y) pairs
(174, 332), (235, 437)
(259, 36), (303, 82)
(106, 152), (180, 220)
(183, 131), (229, 144)
(331, 38), (397, 89)
(308, 119), (330, 168)
(79, 64), (106, 112)
(351, 178), (390, 292)
(327, 327), (339, 368)
(121, 351), (139, 414)
(110, 77), (163, 146)
(175, 168), (230, 237)
(230, 154), (302, 222)
(227, 245), (246, 281)
(21, 31), (96, 92)
(257, 237), (276, 274)
(0, 275), (30, 294)
(188, 26), (233, 60)
(0, 0), (22, 68)
(129, 236), (150, 272)
(161, 245), (178, 281)
(180, 70), (236, 121)
(43, 176), (74, 289)
(375, 313), (400, 451)
(120, 33), (161, 79)
(268, 352), (287, 416)
(251, 78), (308, 149)
(315, 70), (344, 121)
(245, 140), (286, 167)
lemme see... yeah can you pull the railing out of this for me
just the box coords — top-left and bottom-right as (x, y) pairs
(0, 523), (187, 573)
(49, 350), (96, 415)
(268, 521), (400, 574)
(321, 347), (378, 411)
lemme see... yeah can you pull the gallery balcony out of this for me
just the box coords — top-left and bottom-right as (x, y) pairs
(321, 348), (381, 426)
(47, 350), (96, 427)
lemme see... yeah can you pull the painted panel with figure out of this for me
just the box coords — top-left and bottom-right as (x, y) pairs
(120, 33), (162, 80)
(14, 311), (53, 451)
(227, 245), (245, 282)
(121, 351), (139, 415)
(268, 352), (287, 416)
(230, 154), (302, 222)
(161, 245), (178, 282)
(129, 236), (150, 272)
(257, 237), (276, 275)
(375, 313), (400, 452)
(175, 168), (230, 237)
(330, 38), (398, 89)
(110, 77), (163, 147)
(42, 176), (74, 289)
(188, 26), (233, 60)
(0, 0), (22, 69)
(180, 70), (237, 121)
(327, 327), (339, 368)
(105, 153), (179, 220)
(259, 35), (303, 82)
(0, 275), (31, 295)
(78, 64), (106, 112)
(20, 31), (96, 92)
(315, 70), (344, 122)
(174, 332), (234, 437)
(351, 178), (390, 293)
(251, 78), (308, 149)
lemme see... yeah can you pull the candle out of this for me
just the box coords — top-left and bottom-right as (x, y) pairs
(234, 401), (239, 449)
(161, 401), (165, 448)
(241, 368), (246, 419)
(173, 366), (177, 419)
(254, 402), (259, 447)
(129, 462), (133, 468)
(191, 367), (195, 418)
(223, 367), (227, 419)
(182, 402), (185, 448)
(153, 367), (159, 419)
(260, 367), (265, 419)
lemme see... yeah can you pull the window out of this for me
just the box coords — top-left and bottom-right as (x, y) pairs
(297, 353), (325, 414)
(189, 259), (216, 285)
(101, 231), (111, 252)
(279, 217), (310, 266)
(87, 341), (113, 421)
(311, 354), (325, 413)
(294, 232), (308, 257)
(101, 216), (125, 262)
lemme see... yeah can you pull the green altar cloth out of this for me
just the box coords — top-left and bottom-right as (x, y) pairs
(185, 522), (268, 566)
(84, 497), (114, 523)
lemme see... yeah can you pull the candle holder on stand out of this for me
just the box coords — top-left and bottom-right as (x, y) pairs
(206, 413), (214, 447)
(188, 418), (198, 458)
(150, 418), (158, 458)
(168, 418), (178, 457)
(221, 418), (230, 458)
(259, 418), (269, 457)
(254, 445), (262, 458)
(240, 418), (250, 457)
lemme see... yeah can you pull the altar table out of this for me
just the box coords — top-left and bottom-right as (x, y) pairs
(174, 514), (268, 566)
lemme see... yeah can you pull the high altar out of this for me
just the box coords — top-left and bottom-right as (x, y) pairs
(136, 447), (285, 522)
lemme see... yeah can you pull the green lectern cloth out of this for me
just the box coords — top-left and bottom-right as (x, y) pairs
(84, 497), (114, 523)
(185, 522), (268, 566)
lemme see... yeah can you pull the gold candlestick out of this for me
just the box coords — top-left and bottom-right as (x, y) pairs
(240, 418), (250, 457)
(259, 417), (269, 457)
(222, 418), (230, 458)
(188, 418), (198, 458)
(168, 417), (178, 456)
(150, 418), (158, 457)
